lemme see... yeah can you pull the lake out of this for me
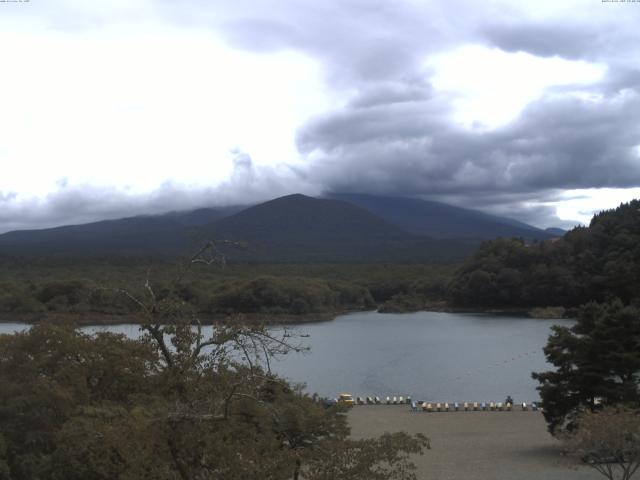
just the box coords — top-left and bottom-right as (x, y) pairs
(0, 311), (571, 403)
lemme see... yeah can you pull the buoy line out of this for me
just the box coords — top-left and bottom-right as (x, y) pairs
(452, 349), (539, 382)
(328, 396), (542, 412)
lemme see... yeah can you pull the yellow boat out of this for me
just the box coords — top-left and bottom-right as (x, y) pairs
(338, 393), (355, 407)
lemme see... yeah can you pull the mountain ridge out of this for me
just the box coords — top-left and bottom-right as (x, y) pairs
(325, 192), (554, 241)
(0, 193), (558, 261)
(205, 194), (469, 261)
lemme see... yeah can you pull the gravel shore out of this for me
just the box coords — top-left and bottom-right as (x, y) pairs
(348, 405), (601, 480)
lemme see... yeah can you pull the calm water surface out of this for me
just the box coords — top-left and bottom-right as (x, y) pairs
(0, 311), (571, 403)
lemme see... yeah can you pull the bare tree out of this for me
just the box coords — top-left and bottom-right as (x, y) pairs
(115, 241), (307, 418)
(106, 242), (428, 480)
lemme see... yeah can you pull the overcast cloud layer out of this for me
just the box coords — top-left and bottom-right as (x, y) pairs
(1, 0), (640, 232)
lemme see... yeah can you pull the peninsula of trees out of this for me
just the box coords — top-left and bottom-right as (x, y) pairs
(448, 200), (640, 309)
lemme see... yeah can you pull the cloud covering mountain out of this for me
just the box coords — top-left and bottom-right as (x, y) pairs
(1, 0), (639, 232)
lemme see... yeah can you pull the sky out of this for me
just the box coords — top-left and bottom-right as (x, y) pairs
(1, 0), (640, 233)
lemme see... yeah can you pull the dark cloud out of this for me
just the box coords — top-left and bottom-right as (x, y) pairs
(481, 7), (640, 63)
(192, 0), (640, 227)
(153, 0), (489, 86)
(349, 78), (433, 109)
(599, 68), (640, 95)
(481, 23), (601, 60)
(298, 75), (640, 227)
(3, 1), (640, 232)
(427, 190), (582, 230)
(470, 200), (579, 231)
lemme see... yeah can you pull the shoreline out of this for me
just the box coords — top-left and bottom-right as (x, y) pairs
(380, 302), (572, 319)
(0, 310), (355, 326)
(0, 304), (570, 326)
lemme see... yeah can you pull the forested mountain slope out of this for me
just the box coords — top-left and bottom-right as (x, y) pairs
(0, 206), (244, 256)
(447, 200), (640, 307)
(327, 193), (555, 241)
(0, 193), (554, 261)
(0, 195), (473, 261)
(208, 194), (472, 261)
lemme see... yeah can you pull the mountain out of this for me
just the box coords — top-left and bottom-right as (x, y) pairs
(325, 193), (554, 241)
(0, 194), (473, 261)
(0, 206), (245, 256)
(212, 194), (407, 244)
(545, 227), (567, 237)
(0, 193), (553, 261)
(208, 194), (472, 261)
(160, 205), (247, 227)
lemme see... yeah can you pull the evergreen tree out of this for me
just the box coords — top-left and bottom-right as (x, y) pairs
(533, 301), (640, 434)
(448, 199), (640, 308)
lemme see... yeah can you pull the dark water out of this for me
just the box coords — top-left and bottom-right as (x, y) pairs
(0, 311), (571, 403)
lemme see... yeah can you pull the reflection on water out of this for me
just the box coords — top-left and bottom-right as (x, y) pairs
(0, 311), (571, 402)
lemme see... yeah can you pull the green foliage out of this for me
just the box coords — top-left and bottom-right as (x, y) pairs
(37, 280), (88, 305)
(0, 321), (428, 479)
(0, 248), (430, 479)
(208, 276), (374, 315)
(0, 281), (46, 314)
(304, 432), (430, 480)
(448, 200), (640, 308)
(532, 301), (640, 434)
(447, 238), (578, 307)
(0, 259), (456, 321)
(378, 293), (430, 313)
(0, 324), (159, 479)
(0, 432), (9, 480)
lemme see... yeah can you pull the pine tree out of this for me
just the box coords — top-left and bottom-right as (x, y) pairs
(533, 300), (640, 434)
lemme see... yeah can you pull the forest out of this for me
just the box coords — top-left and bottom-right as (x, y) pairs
(0, 258), (455, 323)
(447, 200), (640, 309)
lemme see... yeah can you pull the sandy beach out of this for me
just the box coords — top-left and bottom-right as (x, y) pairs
(348, 405), (602, 480)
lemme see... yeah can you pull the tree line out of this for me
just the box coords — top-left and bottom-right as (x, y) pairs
(448, 200), (640, 309)
(0, 260), (455, 321)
